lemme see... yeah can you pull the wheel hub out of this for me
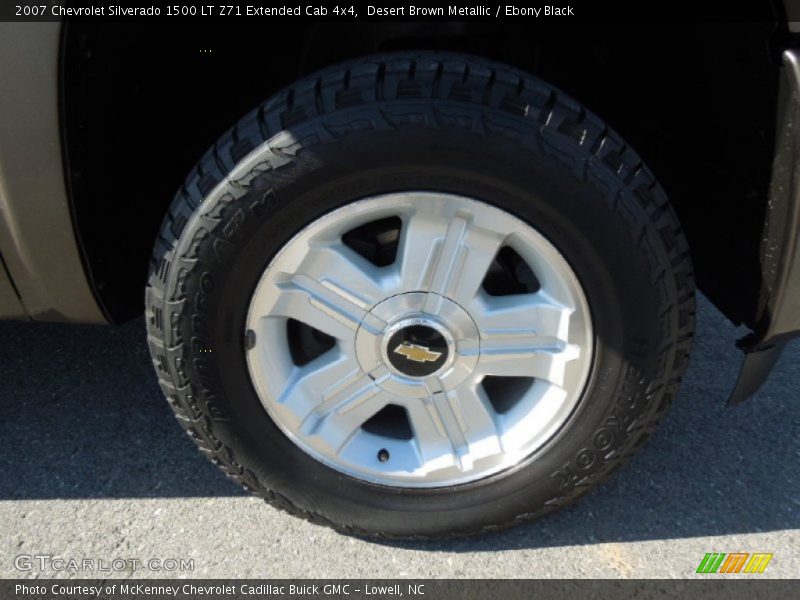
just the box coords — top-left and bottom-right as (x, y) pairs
(356, 292), (479, 398)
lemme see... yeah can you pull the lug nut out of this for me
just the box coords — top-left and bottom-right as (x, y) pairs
(244, 329), (256, 350)
(377, 449), (390, 463)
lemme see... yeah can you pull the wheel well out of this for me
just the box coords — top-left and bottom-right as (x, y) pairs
(62, 19), (782, 324)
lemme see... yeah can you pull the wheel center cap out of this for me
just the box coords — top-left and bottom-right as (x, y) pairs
(385, 321), (451, 378)
(355, 292), (479, 397)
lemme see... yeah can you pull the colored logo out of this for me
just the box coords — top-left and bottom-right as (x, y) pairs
(393, 342), (443, 363)
(696, 553), (773, 574)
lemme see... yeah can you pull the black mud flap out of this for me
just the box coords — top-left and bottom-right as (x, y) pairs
(728, 49), (800, 404)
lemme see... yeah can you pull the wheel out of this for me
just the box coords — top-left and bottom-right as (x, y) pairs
(146, 52), (695, 538)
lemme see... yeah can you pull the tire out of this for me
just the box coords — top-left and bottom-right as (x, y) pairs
(145, 51), (695, 538)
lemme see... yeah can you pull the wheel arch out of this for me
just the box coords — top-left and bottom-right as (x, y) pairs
(62, 19), (782, 328)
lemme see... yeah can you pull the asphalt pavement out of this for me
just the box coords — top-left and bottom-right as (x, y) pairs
(0, 295), (797, 578)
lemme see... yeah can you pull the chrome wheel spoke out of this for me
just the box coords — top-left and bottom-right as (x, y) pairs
(250, 243), (387, 342)
(269, 274), (368, 341)
(277, 353), (362, 418)
(396, 206), (447, 293)
(471, 292), (572, 340)
(281, 357), (392, 452)
(398, 208), (505, 307)
(299, 242), (388, 309)
(301, 382), (390, 453)
(469, 291), (579, 386)
(476, 332), (579, 386)
(406, 385), (501, 471)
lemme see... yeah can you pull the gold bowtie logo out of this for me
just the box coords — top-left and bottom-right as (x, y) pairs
(393, 342), (443, 363)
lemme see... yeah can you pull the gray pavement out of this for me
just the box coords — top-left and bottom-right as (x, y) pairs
(0, 295), (797, 579)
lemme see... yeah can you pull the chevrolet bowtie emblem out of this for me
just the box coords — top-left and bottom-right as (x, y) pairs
(393, 342), (443, 363)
